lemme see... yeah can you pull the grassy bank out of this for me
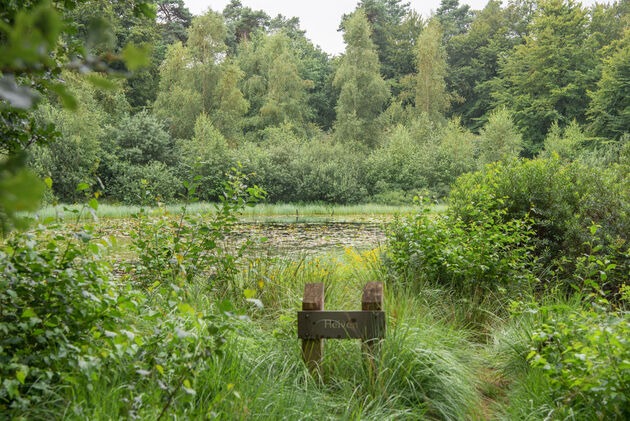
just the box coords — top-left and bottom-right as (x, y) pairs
(28, 202), (444, 222)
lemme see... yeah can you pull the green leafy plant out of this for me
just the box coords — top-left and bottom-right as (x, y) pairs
(128, 166), (266, 289)
(0, 195), (125, 414)
(386, 195), (535, 298)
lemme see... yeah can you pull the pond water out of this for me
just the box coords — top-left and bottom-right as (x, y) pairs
(230, 222), (386, 257)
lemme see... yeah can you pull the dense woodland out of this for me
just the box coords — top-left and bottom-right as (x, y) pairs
(1, 0), (630, 419)
(3, 0), (629, 206)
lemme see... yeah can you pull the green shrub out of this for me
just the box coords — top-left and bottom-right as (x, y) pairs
(176, 114), (233, 201)
(107, 161), (182, 204)
(386, 196), (535, 297)
(365, 125), (427, 196)
(105, 111), (174, 166)
(476, 106), (523, 167)
(526, 302), (630, 419)
(0, 223), (124, 415)
(448, 157), (630, 271)
(293, 138), (366, 203)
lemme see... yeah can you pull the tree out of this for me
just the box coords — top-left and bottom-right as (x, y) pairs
(0, 0), (153, 231)
(341, 0), (412, 82)
(588, 29), (630, 140)
(177, 113), (233, 200)
(493, 0), (597, 154)
(477, 106), (523, 166)
(237, 32), (313, 136)
(154, 10), (248, 141)
(444, 1), (529, 128)
(333, 10), (390, 149)
(223, 0), (270, 53)
(410, 20), (450, 121)
(436, 0), (474, 41)
(157, 0), (192, 44)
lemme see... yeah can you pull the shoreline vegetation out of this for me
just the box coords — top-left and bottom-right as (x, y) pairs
(27, 202), (444, 222)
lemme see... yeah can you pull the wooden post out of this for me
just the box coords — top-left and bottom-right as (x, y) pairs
(302, 283), (324, 373)
(361, 282), (383, 370)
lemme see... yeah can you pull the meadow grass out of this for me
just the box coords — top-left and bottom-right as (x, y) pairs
(28, 202), (445, 222)
(63, 248), (483, 420)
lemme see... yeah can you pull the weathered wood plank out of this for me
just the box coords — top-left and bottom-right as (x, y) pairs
(301, 283), (324, 373)
(297, 311), (386, 340)
(302, 283), (324, 311)
(361, 282), (383, 311)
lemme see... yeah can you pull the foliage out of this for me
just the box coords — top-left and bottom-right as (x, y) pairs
(443, 0), (527, 128)
(239, 128), (366, 204)
(154, 10), (248, 141)
(386, 196), (535, 297)
(104, 111), (174, 166)
(106, 161), (181, 204)
(342, 0), (417, 87)
(0, 0), (153, 231)
(493, 0), (597, 153)
(527, 301), (630, 419)
(0, 211), (126, 415)
(540, 120), (586, 161)
(236, 32), (313, 137)
(365, 124), (426, 196)
(449, 157), (630, 270)
(476, 106), (522, 166)
(407, 20), (450, 121)
(177, 113), (233, 201)
(505, 242), (630, 419)
(588, 28), (630, 140)
(128, 167), (265, 287)
(333, 9), (390, 150)
(29, 73), (112, 203)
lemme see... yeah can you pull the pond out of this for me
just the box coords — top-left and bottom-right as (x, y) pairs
(230, 221), (386, 258)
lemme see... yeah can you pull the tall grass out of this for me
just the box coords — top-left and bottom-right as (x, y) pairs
(62, 249), (482, 420)
(28, 202), (444, 222)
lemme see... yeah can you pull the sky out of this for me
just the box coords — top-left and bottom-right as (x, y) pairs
(184, 0), (600, 56)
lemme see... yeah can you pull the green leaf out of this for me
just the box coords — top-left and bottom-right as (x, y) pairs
(85, 74), (117, 90)
(122, 43), (151, 71)
(178, 303), (196, 316)
(50, 83), (77, 110)
(76, 183), (89, 192)
(244, 289), (256, 299)
(21, 308), (37, 318)
(44, 177), (53, 189)
(16, 371), (26, 385)
(88, 198), (98, 211)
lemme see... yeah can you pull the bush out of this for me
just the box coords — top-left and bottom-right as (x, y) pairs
(105, 111), (174, 166)
(386, 196), (535, 297)
(293, 138), (366, 203)
(176, 114), (233, 201)
(365, 125), (427, 196)
(239, 127), (366, 204)
(448, 157), (630, 270)
(476, 106), (522, 167)
(527, 302), (630, 419)
(0, 223), (124, 414)
(107, 161), (182, 204)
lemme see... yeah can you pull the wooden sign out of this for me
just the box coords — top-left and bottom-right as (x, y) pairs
(299, 282), (384, 373)
(297, 310), (385, 340)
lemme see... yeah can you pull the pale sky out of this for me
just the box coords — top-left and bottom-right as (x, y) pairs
(184, 0), (600, 55)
